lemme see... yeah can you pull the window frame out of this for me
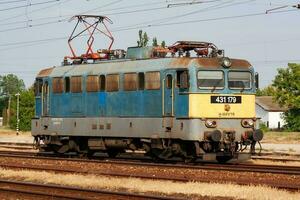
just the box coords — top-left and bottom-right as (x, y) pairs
(64, 77), (70, 93)
(99, 75), (106, 91)
(137, 72), (145, 90)
(197, 70), (225, 90)
(228, 70), (252, 90)
(34, 78), (43, 95)
(145, 71), (161, 90)
(106, 74), (119, 92)
(124, 72), (138, 91)
(70, 76), (82, 93)
(86, 75), (99, 92)
(52, 77), (64, 94)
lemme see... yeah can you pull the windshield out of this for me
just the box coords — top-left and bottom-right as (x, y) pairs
(197, 71), (224, 89)
(228, 71), (252, 89)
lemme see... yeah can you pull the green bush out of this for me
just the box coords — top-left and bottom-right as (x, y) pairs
(9, 89), (34, 131)
(259, 123), (269, 132)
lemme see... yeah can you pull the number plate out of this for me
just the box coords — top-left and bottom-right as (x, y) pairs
(211, 96), (242, 104)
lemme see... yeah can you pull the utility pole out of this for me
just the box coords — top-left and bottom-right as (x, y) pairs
(15, 93), (20, 136)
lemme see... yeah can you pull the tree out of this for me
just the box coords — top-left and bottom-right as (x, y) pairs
(0, 74), (25, 124)
(137, 30), (143, 47)
(0, 74), (25, 96)
(161, 41), (166, 48)
(152, 37), (158, 47)
(9, 88), (35, 131)
(142, 32), (149, 47)
(136, 30), (149, 47)
(272, 63), (300, 131)
(256, 85), (276, 96)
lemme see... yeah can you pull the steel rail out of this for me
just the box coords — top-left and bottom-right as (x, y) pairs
(0, 151), (299, 192)
(251, 156), (300, 163)
(0, 162), (299, 192)
(1, 150), (300, 175)
(0, 179), (183, 200)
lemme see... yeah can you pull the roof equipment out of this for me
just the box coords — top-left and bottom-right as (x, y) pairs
(64, 15), (114, 63)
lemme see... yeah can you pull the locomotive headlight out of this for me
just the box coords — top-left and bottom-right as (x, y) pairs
(221, 57), (232, 68)
(205, 120), (217, 128)
(241, 119), (254, 128)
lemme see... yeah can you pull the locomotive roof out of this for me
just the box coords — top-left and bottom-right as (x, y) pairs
(37, 57), (252, 78)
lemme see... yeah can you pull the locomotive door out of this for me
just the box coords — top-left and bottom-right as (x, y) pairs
(163, 72), (175, 117)
(42, 81), (49, 116)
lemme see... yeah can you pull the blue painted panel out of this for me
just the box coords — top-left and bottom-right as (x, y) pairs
(35, 97), (41, 117)
(174, 90), (189, 117)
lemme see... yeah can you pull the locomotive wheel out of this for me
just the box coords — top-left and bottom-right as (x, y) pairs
(107, 149), (119, 158)
(216, 156), (233, 163)
(150, 148), (172, 161)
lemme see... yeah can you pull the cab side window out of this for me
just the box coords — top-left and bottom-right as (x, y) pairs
(86, 75), (99, 92)
(71, 76), (82, 93)
(124, 73), (137, 91)
(34, 78), (43, 95)
(176, 70), (189, 89)
(106, 74), (119, 92)
(145, 71), (160, 90)
(52, 77), (63, 93)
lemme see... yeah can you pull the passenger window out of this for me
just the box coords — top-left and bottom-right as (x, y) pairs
(166, 74), (172, 89)
(124, 73), (137, 91)
(86, 75), (99, 92)
(106, 74), (119, 92)
(138, 72), (145, 90)
(99, 75), (106, 91)
(71, 76), (82, 93)
(65, 77), (70, 93)
(52, 77), (63, 93)
(177, 70), (189, 89)
(145, 71), (160, 90)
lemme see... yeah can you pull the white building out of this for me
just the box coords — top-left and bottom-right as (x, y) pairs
(256, 96), (287, 129)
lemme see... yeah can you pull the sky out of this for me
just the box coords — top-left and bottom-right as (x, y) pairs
(0, 0), (299, 88)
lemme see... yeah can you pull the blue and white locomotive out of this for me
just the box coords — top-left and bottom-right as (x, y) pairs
(32, 16), (263, 163)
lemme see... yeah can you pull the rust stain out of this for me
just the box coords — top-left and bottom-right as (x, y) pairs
(196, 58), (251, 69)
(37, 67), (54, 78)
(230, 59), (252, 68)
(169, 57), (251, 69)
(168, 57), (191, 68)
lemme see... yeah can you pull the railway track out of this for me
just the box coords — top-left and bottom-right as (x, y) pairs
(0, 142), (34, 151)
(0, 150), (299, 191)
(0, 179), (182, 200)
(251, 156), (300, 163)
(0, 150), (300, 176)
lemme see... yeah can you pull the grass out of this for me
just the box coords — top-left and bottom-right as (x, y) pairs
(0, 168), (299, 200)
(262, 132), (300, 144)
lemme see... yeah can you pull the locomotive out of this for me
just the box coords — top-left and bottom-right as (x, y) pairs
(32, 15), (263, 163)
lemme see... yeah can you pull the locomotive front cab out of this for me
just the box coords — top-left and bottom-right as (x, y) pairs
(187, 58), (263, 162)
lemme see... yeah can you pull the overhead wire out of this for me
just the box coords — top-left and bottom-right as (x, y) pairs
(113, 0), (252, 30)
(0, 0), (71, 23)
(0, 0), (27, 4)
(0, 7), (298, 52)
(0, 0), (60, 12)
(0, 0), (126, 33)
(0, 0), (224, 28)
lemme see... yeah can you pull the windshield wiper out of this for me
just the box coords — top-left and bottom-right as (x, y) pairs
(211, 79), (222, 92)
(240, 84), (245, 93)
